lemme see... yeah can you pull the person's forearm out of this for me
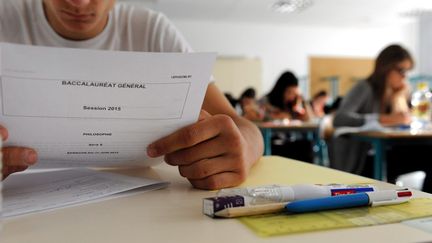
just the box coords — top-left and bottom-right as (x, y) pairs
(232, 116), (264, 168)
(379, 114), (410, 126)
(379, 114), (393, 126)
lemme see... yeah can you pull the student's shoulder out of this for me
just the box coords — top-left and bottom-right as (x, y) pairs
(348, 80), (373, 97)
(112, 2), (191, 52)
(0, 0), (25, 13)
(0, 0), (36, 24)
(114, 2), (169, 26)
(0, 0), (39, 9)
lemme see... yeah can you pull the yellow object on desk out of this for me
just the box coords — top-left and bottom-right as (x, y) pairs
(239, 198), (432, 237)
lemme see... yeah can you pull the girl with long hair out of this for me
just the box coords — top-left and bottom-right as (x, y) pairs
(331, 44), (432, 192)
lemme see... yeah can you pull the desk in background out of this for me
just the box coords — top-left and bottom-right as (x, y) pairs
(3, 156), (432, 243)
(258, 122), (328, 166)
(352, 130), (432, 181)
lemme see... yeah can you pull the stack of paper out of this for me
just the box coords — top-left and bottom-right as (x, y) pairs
(3, 169), (169, 218)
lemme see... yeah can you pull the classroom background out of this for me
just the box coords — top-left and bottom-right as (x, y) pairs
(123, 0), (432, 191)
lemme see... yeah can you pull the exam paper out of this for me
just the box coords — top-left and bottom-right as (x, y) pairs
(334, 119), (384, 137)
(0, 43), (216, 168)
(2, 168), (169, 218)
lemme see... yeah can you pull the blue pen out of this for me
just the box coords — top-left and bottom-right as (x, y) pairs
(285, 190), (412, 213)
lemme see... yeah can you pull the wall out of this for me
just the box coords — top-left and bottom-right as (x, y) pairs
(309, 57), (374, 99)
(171, 20), (419, 97)
(212, 57), (262, 97)
(419, 16), (432, 76)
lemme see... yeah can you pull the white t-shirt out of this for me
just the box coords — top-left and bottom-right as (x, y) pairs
(0, 0), (192, 52)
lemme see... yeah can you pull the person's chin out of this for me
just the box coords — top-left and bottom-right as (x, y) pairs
(65, 21), (94, 30)
(62, 22), (98, 37)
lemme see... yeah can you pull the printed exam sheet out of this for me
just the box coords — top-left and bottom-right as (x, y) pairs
(0, 43), (216, 168)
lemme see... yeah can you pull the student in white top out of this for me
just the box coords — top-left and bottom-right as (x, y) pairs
(0, 0), (264, 190)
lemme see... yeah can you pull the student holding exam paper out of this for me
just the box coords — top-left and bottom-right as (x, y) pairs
(0, 0), (264, 190)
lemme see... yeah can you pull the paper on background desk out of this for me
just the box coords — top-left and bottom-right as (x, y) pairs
(333, 119), (384, 137)
(2, 168), (169, 218)
(0, 43), (216, 168)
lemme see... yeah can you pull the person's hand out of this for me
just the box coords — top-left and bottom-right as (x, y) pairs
(293, 104), (306, 116)
(391, 82), (410, 114)
(393, 80), (409, 94)
(0, 125), (37, 180)
(395, 112), (412, 125)
(146, 110), (254, 190)
(243, 104), (264, 121)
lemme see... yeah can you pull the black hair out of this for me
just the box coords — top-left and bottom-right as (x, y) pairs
(324, 96), (343, 113)
(224, 93), (237, 108)
(240, 87), (256, 100)
(267, 71), (299, 110)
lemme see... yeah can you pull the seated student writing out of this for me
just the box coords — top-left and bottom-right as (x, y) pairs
(310, 90), (329, 118)
(260, 71), (312, 122)
(332, 44), (412, 174)
(0, 0), (264, 190)
(237, 88), (264, 122)
(259, 71), (314, 162)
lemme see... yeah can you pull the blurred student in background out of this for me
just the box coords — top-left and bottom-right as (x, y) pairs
(237, 87), (264, 122)
(260, 71), (311, 122)
(259, 71), (313, 162)
(310, 90), (329, 118)
(332, 44), (432, 192)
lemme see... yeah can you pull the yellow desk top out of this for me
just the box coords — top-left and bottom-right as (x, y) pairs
(243, 156), (374, 186)
(3, 156), (432, 243)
